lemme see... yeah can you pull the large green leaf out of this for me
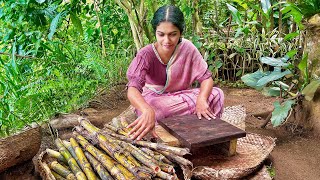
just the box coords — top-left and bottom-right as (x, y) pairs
(256, 70), (292, 87)
(70, 12), (83, 36)
(261, 0), (271, 14)
(284, 32), (299, 41)
(286, 50), (298, 58)
(260, 57), (289, 67)
(48, 12), (62, 40)
(298, 54), (308, 82)
(36, 0), (45, 3)
(226, 3), (242, 25)
(271, 100), (296, 127)
(262, 87), (281, 97)
(241, 70), (269, 90)
(301, 79), (320, 101)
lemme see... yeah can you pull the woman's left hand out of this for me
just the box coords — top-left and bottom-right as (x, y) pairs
(196, 97), (216, 120)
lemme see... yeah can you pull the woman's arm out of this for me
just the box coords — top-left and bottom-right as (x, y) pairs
(196, 77), (216, 120)
(127, 87), (158, 140)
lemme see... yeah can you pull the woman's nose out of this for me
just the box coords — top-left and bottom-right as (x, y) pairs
(164, 35), (170, 43)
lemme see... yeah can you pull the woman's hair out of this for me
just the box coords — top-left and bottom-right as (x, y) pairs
(151, 5), (185, 34)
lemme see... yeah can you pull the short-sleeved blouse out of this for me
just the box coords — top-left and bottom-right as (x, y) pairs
(126, 39), (212, 93)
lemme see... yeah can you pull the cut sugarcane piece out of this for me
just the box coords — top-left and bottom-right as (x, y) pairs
(70, 137), (98, 180)
(55, 138), (87, 180)
(73, 132), (128, 180)
(49, 161), (76, 180)
(84, 151), (114, 180)
(46, 148), (68, 165)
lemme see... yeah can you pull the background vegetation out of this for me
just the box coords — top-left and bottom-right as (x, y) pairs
(0, 0), (319, 137)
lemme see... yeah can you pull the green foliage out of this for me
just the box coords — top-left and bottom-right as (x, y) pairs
(241, 52), (320, 127)
(271, 100), (296, 127)
(0, 0), (133, 137)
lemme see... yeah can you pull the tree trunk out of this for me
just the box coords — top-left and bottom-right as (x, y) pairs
(94, 0), (107, 57)
(278, 3), (282, 37)
(192, 0), (203, 36)
(114, 0), (152, 51)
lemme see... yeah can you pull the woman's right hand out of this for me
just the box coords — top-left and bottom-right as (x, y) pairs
(127, 107), (158, 141)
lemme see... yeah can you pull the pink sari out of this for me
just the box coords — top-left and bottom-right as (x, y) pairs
(127, 39), (224, 121)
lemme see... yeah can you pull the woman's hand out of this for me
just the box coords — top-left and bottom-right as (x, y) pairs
(196, 96), (216, 120)
(127, 108), (158, 140)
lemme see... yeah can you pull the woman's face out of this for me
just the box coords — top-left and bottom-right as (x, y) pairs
(155, 21), (181, 54)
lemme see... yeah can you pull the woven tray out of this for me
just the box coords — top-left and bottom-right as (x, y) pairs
(192, 133), (275, 179)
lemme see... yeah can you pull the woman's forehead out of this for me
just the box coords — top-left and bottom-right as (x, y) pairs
(156, 22), (180, 33)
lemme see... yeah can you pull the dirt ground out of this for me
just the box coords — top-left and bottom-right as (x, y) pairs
(1, 86), (320, 180)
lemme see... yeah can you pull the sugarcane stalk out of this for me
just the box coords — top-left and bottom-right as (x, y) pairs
(97, 141), (138, 179)
(152, 150), (173, 165)
(156, 171), (175, 180)
(129, 144), (174, 174)
(84, 151), (114, 180)
(73, 132), (128, 180)
(55, 138), (87, 180)
(80, 127), (150, 179)
(134, 141), (190, 156)
(70, 137), (98, 180)
(62, 140), (81, 167)
(140, 147), (155, 157)
(111, 117), (123, 129)
(46, 149), (68, 165)
(116, 140), (160, 174)
(52, 171), (66, 180)
(119, 117), (129, 127)
(158, 162), (175, 174)
(79, 118), (189, 156)
(103, 124), (118, 132)
(157, 150), (193, 167)
(42, 161), (56, 180)
(49, 161), (76, 180)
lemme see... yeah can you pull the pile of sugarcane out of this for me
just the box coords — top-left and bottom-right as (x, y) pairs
(42, 117), (193, 180)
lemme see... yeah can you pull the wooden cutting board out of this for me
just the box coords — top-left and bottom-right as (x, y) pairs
(158, 115), (246, 152)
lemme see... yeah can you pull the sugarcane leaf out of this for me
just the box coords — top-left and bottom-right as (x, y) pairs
(301, 79), (320, 101)
(256, 70), (291, 87)
(241, 70), (269, 90)
(271, 100), (296, 127)
(260, 57), (289, 67)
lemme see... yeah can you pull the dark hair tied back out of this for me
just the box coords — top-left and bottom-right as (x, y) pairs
(151, 5), (185, 34)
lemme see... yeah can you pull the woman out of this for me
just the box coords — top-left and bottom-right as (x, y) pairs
(126, 5), (224, 140)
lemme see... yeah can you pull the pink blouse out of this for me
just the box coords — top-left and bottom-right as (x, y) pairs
(126, 39), (212, 94)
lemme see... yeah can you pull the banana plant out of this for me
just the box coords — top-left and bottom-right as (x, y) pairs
(241, 51), (320, 127)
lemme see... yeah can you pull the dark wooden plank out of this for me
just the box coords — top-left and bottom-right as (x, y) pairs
(158, 115), (246, 153)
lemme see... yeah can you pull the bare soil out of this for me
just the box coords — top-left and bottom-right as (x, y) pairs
(1, 86), (320, 180)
